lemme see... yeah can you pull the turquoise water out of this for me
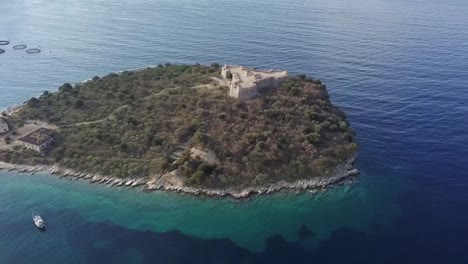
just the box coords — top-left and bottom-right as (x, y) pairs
(1, 0), (468, 263)
(0, 170), (407, 262)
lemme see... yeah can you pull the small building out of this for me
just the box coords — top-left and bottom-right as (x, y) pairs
(18, 127), (55, 152)
(0, 117), (9, 134)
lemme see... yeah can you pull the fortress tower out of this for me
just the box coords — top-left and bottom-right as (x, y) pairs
(221, 65), (288, 100)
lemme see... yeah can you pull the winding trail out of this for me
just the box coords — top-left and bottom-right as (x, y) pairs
(66, 86), (186, 127)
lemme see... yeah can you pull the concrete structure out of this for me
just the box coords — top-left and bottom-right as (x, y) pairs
(18, 127), (55, 152)
(221, 65), (288, 100)
(0, 118), (8, 134)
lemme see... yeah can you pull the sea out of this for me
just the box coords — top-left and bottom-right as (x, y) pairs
(0, 0), (467, 263)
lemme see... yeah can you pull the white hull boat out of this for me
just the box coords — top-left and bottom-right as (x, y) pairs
(32, 211), (45, 230)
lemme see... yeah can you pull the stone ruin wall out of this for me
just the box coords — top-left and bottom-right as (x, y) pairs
(220, 66), (230, 79)
(228, 72), (240, 98)
(234, 76), (287, 100)
(255, 76), (286, 91)
(221, 65), (288, 100)
(236, 85), (259, 100)
(228, 82), (240, 98)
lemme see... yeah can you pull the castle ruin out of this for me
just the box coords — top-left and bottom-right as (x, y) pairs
(220, 65), (288, 100)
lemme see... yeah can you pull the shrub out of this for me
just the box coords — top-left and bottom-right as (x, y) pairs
(307, 132), (321, 145)
(339, 121), (348, 131)
(61, 83), (73, 91)
(27, 97), (40, 107)
(342, 132), (353, 142)
(192, 131), (206, 145)
(74, 99), (84, 109)
(189, 170), (206, 185)
(198, 163), (216, 174)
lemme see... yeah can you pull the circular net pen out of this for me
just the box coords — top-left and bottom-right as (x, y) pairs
(0, 49), (5, 54)
(0, 40), (9, 45)
(26, 48), (41, 54)
(13, 44), (27, 50)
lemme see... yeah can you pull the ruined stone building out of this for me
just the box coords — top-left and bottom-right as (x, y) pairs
(220, 65), (288, 100)
(18, 127), (55, 152)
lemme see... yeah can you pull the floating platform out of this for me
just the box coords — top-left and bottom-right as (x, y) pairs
(26, 48), (41, 54)
(13, 44), (27, 50)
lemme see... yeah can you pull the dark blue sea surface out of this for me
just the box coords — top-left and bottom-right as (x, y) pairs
(1, 0), (468, 263)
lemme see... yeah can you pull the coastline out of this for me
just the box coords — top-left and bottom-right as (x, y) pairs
(0, 156), (358, 199)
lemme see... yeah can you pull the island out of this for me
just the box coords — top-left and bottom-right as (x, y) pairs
(0, 63), (358, 198)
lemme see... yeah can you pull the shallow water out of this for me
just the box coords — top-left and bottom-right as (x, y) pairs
(1, 0), (468, 263)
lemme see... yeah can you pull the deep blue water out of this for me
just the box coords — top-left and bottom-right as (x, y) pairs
(1, 0), (468, 263)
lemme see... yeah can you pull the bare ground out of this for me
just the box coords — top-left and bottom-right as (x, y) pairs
(0, 120), (58, 151)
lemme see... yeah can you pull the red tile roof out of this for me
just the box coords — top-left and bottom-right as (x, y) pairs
(18, 128), (55, 146)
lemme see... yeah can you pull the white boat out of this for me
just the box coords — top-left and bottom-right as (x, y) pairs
(32, 211), (45, 230)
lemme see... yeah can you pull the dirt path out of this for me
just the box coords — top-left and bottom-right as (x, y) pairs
(69, 104), (130, 126)
(67, 83), (216, 127)
(67, 87), (179, 126)
(211, 77), (229, 87)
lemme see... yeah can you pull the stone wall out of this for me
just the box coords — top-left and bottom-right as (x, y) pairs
(21, 142), (41, 152)
(220, 66), (230, 79)
(221, 65), (288, 100)
(237, 86), (259, 100)
(256, 76), (286, 91)
(20, 138), (53, 152)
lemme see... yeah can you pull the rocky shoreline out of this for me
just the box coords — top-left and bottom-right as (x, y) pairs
(0, 157), (358, 199)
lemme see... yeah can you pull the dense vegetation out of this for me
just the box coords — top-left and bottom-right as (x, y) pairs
(3, 64), (357, 188)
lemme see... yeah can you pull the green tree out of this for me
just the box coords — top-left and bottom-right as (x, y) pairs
(27, 97), (40, 107)
(61, 83), (73, 91)
(74, 99), (84, 109)
(189, 170), (205, 185)
(307, 132), (321, 145)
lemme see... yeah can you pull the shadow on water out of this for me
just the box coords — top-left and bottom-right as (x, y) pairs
(297, 225), (316, 240)
(4, 192), (467, 264)
(69, 201), (468, 264)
